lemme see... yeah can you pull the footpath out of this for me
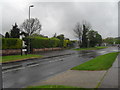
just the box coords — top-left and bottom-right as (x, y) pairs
(99, 54), (119, 88)
(32, 54), (119, 88)
(32, 70), (106, 88)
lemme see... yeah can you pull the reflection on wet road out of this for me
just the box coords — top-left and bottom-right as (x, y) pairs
(2, 47), (119, 88)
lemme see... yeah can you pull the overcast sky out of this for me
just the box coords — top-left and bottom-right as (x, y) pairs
(0, 0), (118, 39)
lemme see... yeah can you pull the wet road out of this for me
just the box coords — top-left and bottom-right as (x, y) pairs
(2, 47), (118, 88)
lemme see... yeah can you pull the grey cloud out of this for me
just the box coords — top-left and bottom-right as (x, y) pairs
(1, 2), (118, 39)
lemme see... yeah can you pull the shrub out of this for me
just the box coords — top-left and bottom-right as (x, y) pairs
(1, 38), (22, 49)
(63, 40), (69, 48)
(63, 40), (75, 48)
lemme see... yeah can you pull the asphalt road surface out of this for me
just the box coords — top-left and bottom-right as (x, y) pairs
(2, 47), (118, 88)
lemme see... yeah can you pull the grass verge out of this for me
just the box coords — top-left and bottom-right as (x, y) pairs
(28, 85), (78, 88)
(26, 85), (95, 90)
(74, 46), (107, 51)
(71, 52), (119, 70)
(1, 54), (42, 63)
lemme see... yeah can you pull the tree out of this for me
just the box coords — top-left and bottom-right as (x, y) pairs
(81, 21), (91, 48)
(5, 32), (10, 38)
(96, 33), (102, 46)
(73, 21), (91, 48)
(115, 37), (120, 44)
(53, 33), (57, 38)
(81, 24), (88, 47)
(57, 34), (65, 47)
(88, 30), (102, 47)
(10, 23), (20, 38)
(103, 37), (120, 45)
(103, 37), (115, 45)
(20, 18), (42, 37)
(73, 22), (82, 47)
(20, 18), (42, 53)
(87, 30), (96, 47)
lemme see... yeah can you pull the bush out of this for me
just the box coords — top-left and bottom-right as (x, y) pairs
(63, 40), (69, 48)
(1, 38), (22, 49)
(63, 40), (75, 48)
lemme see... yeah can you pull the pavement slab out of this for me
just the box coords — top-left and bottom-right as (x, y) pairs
(32, 70), (106, 88)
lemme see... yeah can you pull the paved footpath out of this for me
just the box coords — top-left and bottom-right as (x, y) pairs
(99, 54), (119, 88)
(32, 70), (106, 88)
(33, 70), (106, 88)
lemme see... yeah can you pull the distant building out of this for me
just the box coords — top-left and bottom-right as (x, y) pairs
(0, 34), (4, 38)
(101, 43), (107, 46)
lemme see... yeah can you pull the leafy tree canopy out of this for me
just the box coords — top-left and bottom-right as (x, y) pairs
(10, 23), (20, 38)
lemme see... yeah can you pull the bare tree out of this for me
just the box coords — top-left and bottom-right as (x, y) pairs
(73, 22), (82, 47)
(20, 18), (42, 36)
(82, 20), (91, 31)
(73, 21), (91, 48)
(81, 21), (91, 48)
(20, 18), (42, 53)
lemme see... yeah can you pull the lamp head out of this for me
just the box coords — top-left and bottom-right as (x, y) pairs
(30, 5), (34, 7)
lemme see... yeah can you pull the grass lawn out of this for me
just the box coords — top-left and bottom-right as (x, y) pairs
(27, 85), (95, 90)
(1, 54), (42, 63)
(74, 46), (107, 51)
(71, 52), (119, 70)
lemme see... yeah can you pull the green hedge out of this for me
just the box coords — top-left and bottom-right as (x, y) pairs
(23, 37), (60, 49)
(2, 38), (22, 49)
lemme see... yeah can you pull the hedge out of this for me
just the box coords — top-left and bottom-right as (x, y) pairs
(1, 38), (22, 49)
(23, 37), (60, 49)
(23, 37), (75, 49)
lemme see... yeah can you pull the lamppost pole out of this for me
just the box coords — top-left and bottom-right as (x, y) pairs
(28, 5), (34, 53)
(29, 5), (34, 35)
(29, 6), (30, 24)
(88, 38), (90, 48)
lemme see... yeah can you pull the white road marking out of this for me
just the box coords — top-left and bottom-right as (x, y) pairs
(2, 65), (21, 70)
(98, 51), (106, 53)
(49, 58), (64, 63)
(2, 67), (25, 74)
(27, 64), (39, 67)
(2, 57), (67, 73)
(2, 64), (40, 73)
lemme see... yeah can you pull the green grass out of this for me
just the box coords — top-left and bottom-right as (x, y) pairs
(26, 85), (95, 90)
(1, 54), (42, 63)
(71, 52), (119, 70)
(74, 46), (107, 51)
(28, 85), (78, 88)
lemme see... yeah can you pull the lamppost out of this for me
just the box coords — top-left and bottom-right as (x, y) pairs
(29, 5), (34, 23)
(28, 5), (34, 53)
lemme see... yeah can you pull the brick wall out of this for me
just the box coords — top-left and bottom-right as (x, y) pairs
(33, 47), (62, 53)
(1, 47), (62, 56)
(1, 49), (21, 56)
